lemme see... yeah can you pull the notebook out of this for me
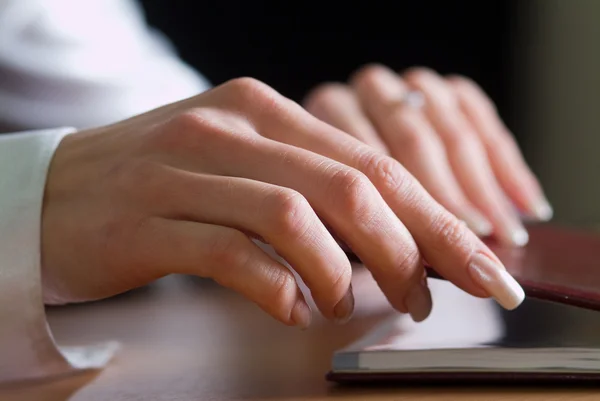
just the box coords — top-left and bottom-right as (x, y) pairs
(329, 224), (600, 383)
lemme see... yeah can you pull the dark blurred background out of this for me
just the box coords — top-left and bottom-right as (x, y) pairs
(139, 0), (600, 228)
(140, 0), (528, 143)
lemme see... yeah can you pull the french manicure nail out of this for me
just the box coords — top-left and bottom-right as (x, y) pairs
(291, 299), (312, 330)
(462, 212), (494, 237)
(499, 221), (529, 247)
(510, 227), (529, 247)
(468, 253), (525, 310)
(405, 280), (433, 322)
(333, 286), (355, 324)
(532, 199), (553, 221)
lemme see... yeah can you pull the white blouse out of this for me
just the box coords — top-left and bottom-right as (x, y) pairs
(0, 0), (210, 382)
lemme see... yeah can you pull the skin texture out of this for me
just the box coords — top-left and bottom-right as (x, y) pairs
(304, 65), (552, 247)
(41, 72), (536, 328)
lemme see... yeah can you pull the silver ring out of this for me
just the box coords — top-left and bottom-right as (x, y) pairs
(401, 90), (425, 109)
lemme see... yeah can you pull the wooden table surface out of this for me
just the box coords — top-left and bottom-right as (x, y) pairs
(1, 268), (599, 401)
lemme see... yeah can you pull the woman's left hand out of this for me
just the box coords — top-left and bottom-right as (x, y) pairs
(304, 64), (552, 247)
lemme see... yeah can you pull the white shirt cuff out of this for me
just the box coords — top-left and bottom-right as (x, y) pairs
(0, 128), (116, 383)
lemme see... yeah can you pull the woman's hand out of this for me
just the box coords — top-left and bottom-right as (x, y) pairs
(42, 77), (524, 328)
(305, 64), (552, 247)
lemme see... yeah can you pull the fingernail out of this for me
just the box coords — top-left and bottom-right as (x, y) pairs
(404, 279), (433, 322)
(333, 286), (355, 324)
(461, 212), (493, 237)
(531, 199), (553, 221)
(499, 222), (529, 247)
(510, 226), (529, 247)
(468, 253), (525, 310)
(291, 299), (312, 330)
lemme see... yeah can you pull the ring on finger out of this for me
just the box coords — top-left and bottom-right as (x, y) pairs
(400, 90), (426, 109)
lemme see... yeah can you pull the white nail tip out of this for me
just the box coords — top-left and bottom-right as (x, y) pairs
(495, 269), (526, 310)
(511, 229), (529, 247)
(462, 214), (493, 237)
(534, 202), (554, 221)
(474, 220), (494, 237)
(469, 254), (526, 311)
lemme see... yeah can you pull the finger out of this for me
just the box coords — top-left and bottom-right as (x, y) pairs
(153, 169), (353, 323)
(230, 142), (430, 320)
(135, 217), (313, 329)
(447, 75), (553, 221)
(404, 67), (528, 247)
(303, 83), (390, 153)
(168, 80), (521, 312)
(181, 112), (430, 321)
(350, 64), (493, 237)
(244, 90), (524, 311)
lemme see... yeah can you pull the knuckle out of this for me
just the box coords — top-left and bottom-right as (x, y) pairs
(169, 109), (210, 134)
(269, 270), (299, 315)
(328, 167), (374, 218)
(160, 108), (248, 150)
(429, 214), (469, 251)
(170, 108), (206, 129)
(224, 77), (271, 95)
(223, 77), (283, 112)
(265, 189), (313, 240)
(392, 247), (423, 282)
(360, 152), (414, 198)
(156, 109), (217, 149)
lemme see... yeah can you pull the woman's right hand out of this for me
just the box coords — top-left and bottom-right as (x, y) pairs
(42, 78), (524, 328)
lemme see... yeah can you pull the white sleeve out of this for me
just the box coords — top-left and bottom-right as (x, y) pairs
(0, 128), (116, 383)
(0, 0), (211, 131)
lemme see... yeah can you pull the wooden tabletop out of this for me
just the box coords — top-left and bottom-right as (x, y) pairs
(1, 267), (599, 401)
